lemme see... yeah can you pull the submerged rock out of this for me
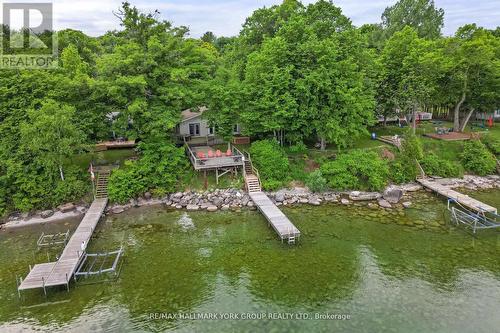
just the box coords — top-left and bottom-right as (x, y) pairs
(377, 199), (392, 209)
(207, 205), (218, 212)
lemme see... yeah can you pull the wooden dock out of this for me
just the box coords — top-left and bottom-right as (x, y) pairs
(249, 191), (301, 243)
(243, 153), (300, 244)
(18, 198), (108, 293)
(417, 178), (497, 214)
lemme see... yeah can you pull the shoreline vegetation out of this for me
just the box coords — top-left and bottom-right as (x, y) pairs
(3, 174), (498, 230)
(0, 0), (498, 225)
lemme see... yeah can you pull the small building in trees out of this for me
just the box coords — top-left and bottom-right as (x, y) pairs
(175, 107), (245, 144)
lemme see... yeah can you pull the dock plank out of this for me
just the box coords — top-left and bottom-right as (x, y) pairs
(417, 179), (497, 214)
(249, 192), (300, 241)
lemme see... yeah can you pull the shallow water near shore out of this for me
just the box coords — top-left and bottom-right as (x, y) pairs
(1, 190), (500, 332)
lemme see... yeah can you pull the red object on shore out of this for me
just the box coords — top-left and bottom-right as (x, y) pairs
(488, 116), (494, 128)
(226, 149), (232, 156)
(215, 150), (222, 157)
(197, 151), (206, 159)
(207, 150), (214, 158)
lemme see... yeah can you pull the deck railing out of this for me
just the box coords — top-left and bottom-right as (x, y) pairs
(185, 143), (244, 170)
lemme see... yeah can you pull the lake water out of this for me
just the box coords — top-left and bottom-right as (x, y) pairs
(1, 190), (499, 332)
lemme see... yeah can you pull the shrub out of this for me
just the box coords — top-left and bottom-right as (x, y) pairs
(420, 153), (462, 178)
(108, 141), (188, 203)
(483, 136), (500, 157)
(389, 161), (409, 184)
(250, 139), (290, 190)
(288, 141), (308, 155)
(108, 161), (145, 203)
(306, 170), (328, 192)
(320, 150), (389, 191)
(392, 131), (424, 182)
(461, 140), (497, 176)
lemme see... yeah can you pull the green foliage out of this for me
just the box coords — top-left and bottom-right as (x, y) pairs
(393, 131), (424, 182)
(483, 136), (500, 157)
(382, 0), (445, 39)
(306, 170), (328, 193)
(287, 142), (308, 155)
(461, 140), (497, 176)
(249, 140), (290, 190)
(108, 142), (188, 203)
(320, 150), (389, 191)
(420, 154), (462, 177)
(108, 162), (145, 204)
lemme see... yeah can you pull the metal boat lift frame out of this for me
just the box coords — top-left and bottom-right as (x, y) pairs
(447, 199), (500, 234)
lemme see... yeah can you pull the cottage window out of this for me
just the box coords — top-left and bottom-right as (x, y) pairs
(189, 123), (200, 136)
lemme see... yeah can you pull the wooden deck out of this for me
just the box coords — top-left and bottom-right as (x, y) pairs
(417, 178), (497, 214)
(249, 191), (300, 242)
(95, 140), (136, 151)
(18, 198), (108, 292)
(186, 144), (244, 171)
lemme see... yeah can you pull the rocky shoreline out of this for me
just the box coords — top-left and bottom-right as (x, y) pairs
(2, 175), (499, 229)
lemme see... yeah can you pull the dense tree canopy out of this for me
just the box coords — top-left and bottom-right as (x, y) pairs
(0, 0), (498, 216)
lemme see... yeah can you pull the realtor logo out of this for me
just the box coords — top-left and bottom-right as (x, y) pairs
(1, 2), (58, 69)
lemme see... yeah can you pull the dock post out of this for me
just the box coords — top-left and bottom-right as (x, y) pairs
(66, 273), (69, 292)
(42, 277), (46, 296)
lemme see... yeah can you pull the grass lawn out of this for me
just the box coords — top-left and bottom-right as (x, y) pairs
(70, 148), (137, 173)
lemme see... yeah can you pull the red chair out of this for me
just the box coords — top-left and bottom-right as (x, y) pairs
(226, 149), (232, 156)
(215, 150), (222, 157)
(207, 150), (214, 158)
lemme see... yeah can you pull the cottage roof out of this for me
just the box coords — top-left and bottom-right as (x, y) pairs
(181, 107), (207, 122)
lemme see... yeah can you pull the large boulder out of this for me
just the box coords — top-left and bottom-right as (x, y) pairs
(383, 186), (403, 204)
(275, 191), (286, 203)
(41, 210), (54, 218)
(207, 205), (218, 212)
(58, 203), (76, 213)
(186, 204), (199, 211)
(212, 197), (223, 207)
(349, 192), (381, 201)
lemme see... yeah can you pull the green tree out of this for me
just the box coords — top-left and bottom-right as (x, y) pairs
(382, 0), (444, 39)
(20, 99), (85, 181)
(437, 25), (499, 132)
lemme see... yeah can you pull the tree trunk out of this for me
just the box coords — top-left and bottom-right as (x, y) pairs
(454, 73), (468, 132)
(459, 108), (475, 132)
(59, 165), (65, 181)
(412, 104), (418, 135)
(383, 116), (387, 127)
(320, 137), (326, 151)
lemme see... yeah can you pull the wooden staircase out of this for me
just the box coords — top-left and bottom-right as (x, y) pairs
(95, 171), (110, 199)
(243, 153), (262, 193)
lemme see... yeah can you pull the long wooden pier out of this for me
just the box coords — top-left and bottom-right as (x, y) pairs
(417, 178), (497, 214)
(243, 153), (300, 244)
(249, 191), (301, 243)
(18, 198), (108, 293)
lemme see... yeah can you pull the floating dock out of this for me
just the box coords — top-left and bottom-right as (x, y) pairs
(18, 198), (108, 293)
(418, 178), (497, 214)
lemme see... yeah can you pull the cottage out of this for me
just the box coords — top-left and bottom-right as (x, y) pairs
(176, 107), (241, 144)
